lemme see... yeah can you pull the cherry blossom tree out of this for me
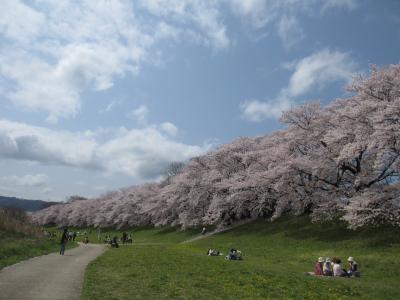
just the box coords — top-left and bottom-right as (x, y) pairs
(32, 65), (400, 229)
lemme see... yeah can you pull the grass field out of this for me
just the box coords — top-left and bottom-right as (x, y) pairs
(64, 226), (199, 245)
(81, 216), (400, 299)
(0, 230), (76, 270)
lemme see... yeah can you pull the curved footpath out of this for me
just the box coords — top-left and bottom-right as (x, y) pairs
(0, 243), (106, 300)
(181, 218), (255, 244)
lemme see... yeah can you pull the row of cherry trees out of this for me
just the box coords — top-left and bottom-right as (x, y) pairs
(33, 65), (400, 228)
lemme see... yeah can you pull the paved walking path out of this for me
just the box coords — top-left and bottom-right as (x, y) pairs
(181, 219), (255, 244)
(0, 243), (106, 300)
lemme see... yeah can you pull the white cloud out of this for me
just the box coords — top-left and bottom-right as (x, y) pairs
(159, 122), (179, 137)
(241, 49), (356, 121)
(241, 98), (291, 121)
(0, 173), (53, 197)
(0, 0), (231, 122)
(0, 120), (99, 169)
(139, 0), (231, 49)
(0, 51), (81, 122)
(0, 119), (209, 180)
(0, 0), (45, 43)
(229, 0), (358, 23)
(286, 49), (355, 97)
(100, 100), (123, 114)
(0, 0), (360, 122)
(0, 0), (152, 122)
(229, 0), (358, 46)
(228, 0), (271, 28)
(277, 15), (304, 50)
(130, 105), (149, 125)
(0, 174), (48, 188)
(99, 126), (207, 179)
(322, 0), (358, 12)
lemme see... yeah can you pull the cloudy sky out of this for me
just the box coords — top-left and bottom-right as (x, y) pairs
(0, 0), (399, 201)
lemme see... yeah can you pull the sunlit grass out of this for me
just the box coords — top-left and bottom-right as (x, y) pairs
(82, 216), (400, 299)
(0, 230), (76, 270)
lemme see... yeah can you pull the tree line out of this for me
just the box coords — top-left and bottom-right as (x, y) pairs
(33, 65), (400, 229)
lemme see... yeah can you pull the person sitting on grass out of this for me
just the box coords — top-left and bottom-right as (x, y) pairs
(333, 258), (348, 277)
(305, 257), (324, 276)
(126, 234), (133, 244)
(225, 249), (242, 260)
(104, 235), (111, 244)
(323, 257), (333, 276)
(207, 249), (222, 256)
(347, 257), (360, 277)
(315, 257), (324, 275)
(111, 236), (119, 248)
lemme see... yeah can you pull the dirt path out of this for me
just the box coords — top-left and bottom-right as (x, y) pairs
(0, 243), (106, 300)
(181, 219), (255, 244)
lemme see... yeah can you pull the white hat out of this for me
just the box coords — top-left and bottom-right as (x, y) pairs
(318, 257), (324, 263)
(347, 257), (354, 262)
(325, 257), (331, 263)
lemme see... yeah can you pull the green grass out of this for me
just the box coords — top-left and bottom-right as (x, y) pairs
(65, 226), (198, 245)
(82, 216), (400, 299)
(0, 230), (76, 270)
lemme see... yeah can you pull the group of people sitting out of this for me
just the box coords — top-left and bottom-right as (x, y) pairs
(226, 249), (242, 260)
(121, 232), (133, 244)
(103, 233), (133, 248)
(110, 236), (119, 248)
(103, 235), (119, 247)
(206, 248), (243, 260)
(207, 249), (222, 256)
(308, 256), (360, 278)
(43, 230), (57, 238)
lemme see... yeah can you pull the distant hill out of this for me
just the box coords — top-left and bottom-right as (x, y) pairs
(0, 196), (58, 212)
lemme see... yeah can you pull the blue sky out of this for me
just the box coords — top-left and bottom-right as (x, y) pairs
(0, 0), (399, 201)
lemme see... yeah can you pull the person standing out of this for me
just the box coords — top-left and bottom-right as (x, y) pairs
(60, 228), (68, 255)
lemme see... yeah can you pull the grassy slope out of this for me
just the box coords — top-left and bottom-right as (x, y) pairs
(82, 217), (400, 299)
(64, 226), (199, 245)
(0, 230), (76, 270)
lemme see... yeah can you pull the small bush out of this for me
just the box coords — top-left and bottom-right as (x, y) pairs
(0, 207), (41, 236)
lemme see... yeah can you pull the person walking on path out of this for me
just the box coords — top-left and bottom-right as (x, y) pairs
(60, 228), (68, 255)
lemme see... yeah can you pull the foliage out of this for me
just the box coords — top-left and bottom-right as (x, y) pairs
(33, 65), (400, 228)
(0, 207), (42, 236)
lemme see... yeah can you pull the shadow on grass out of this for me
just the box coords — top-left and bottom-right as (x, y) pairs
(216, 216), (400, 248)
(154, 227), (181, 235)
(154, 226), (198, 237)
